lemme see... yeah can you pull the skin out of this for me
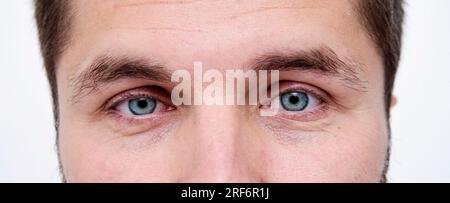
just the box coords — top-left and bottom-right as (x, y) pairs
(57, 0), (390, 182)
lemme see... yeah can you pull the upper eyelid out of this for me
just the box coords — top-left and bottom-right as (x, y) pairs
(101, 86), (172, 111)
(277, 81), (329, 101)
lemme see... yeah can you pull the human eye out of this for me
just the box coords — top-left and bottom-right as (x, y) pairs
(103, 86), (176, 125)
(280, 91), (321, 112)
(116, 96), (161, 116)
(262, 81), (330, 122)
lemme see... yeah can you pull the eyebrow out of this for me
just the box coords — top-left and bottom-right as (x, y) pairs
(70, 55), (171, 103)
(251, 46), (368, 92)
(71, 47), (366, 103)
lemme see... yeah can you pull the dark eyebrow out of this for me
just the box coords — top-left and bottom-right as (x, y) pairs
(251, 46), (368, 91)
(70, 55), (172, 103)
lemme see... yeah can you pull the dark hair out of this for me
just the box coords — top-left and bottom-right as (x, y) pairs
(34, 0), (71, 128)
(34, 0), (404, 124)
(357, 0), (404, 115)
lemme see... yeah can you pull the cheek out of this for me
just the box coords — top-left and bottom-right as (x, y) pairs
(58, 120), (179, 182)
(58, 123), (118, 182)
(57, 95), (183, 182)
(260, 118), (388, 182)
(60, 137), (172, 182)
(329, 121), (388, 182)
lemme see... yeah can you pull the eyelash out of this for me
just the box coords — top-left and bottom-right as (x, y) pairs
(279, 82), (327, 101)
(103, 87), (175, 123)
(102, 82), (332, 124)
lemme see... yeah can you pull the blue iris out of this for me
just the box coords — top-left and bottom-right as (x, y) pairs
(128, 98), (156, 115)
(280, 91), (308, 111)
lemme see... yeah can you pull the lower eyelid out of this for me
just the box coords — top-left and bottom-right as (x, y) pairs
(279, 103), (328, 120)
(104, 109), (181, 136)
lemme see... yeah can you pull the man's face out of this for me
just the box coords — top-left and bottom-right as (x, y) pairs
(57, 0), (389, 182)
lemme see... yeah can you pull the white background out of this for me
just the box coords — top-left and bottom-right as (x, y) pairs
(0, 0), (449, 183)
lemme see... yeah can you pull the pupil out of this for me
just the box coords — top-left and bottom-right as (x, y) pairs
(289, 96), (299, 104)
(137, 99), (148, 108)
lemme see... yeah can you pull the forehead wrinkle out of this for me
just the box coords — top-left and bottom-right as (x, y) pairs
(114, 0), (205, 8)
(107, 6), (317, 34)
(108, 0), (208, 33)
(105, 0), (331, 32)
(108, 25), (207, 33)
(226, 5), (318, 21)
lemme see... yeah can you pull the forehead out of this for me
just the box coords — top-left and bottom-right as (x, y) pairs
(75, 0), (359, 28)
(63, 0), (375, 72)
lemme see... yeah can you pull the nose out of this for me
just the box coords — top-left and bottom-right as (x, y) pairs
(176, 105), (264, 182)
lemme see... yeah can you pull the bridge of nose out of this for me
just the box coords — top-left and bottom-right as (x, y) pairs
(174, 105), (267, 182)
